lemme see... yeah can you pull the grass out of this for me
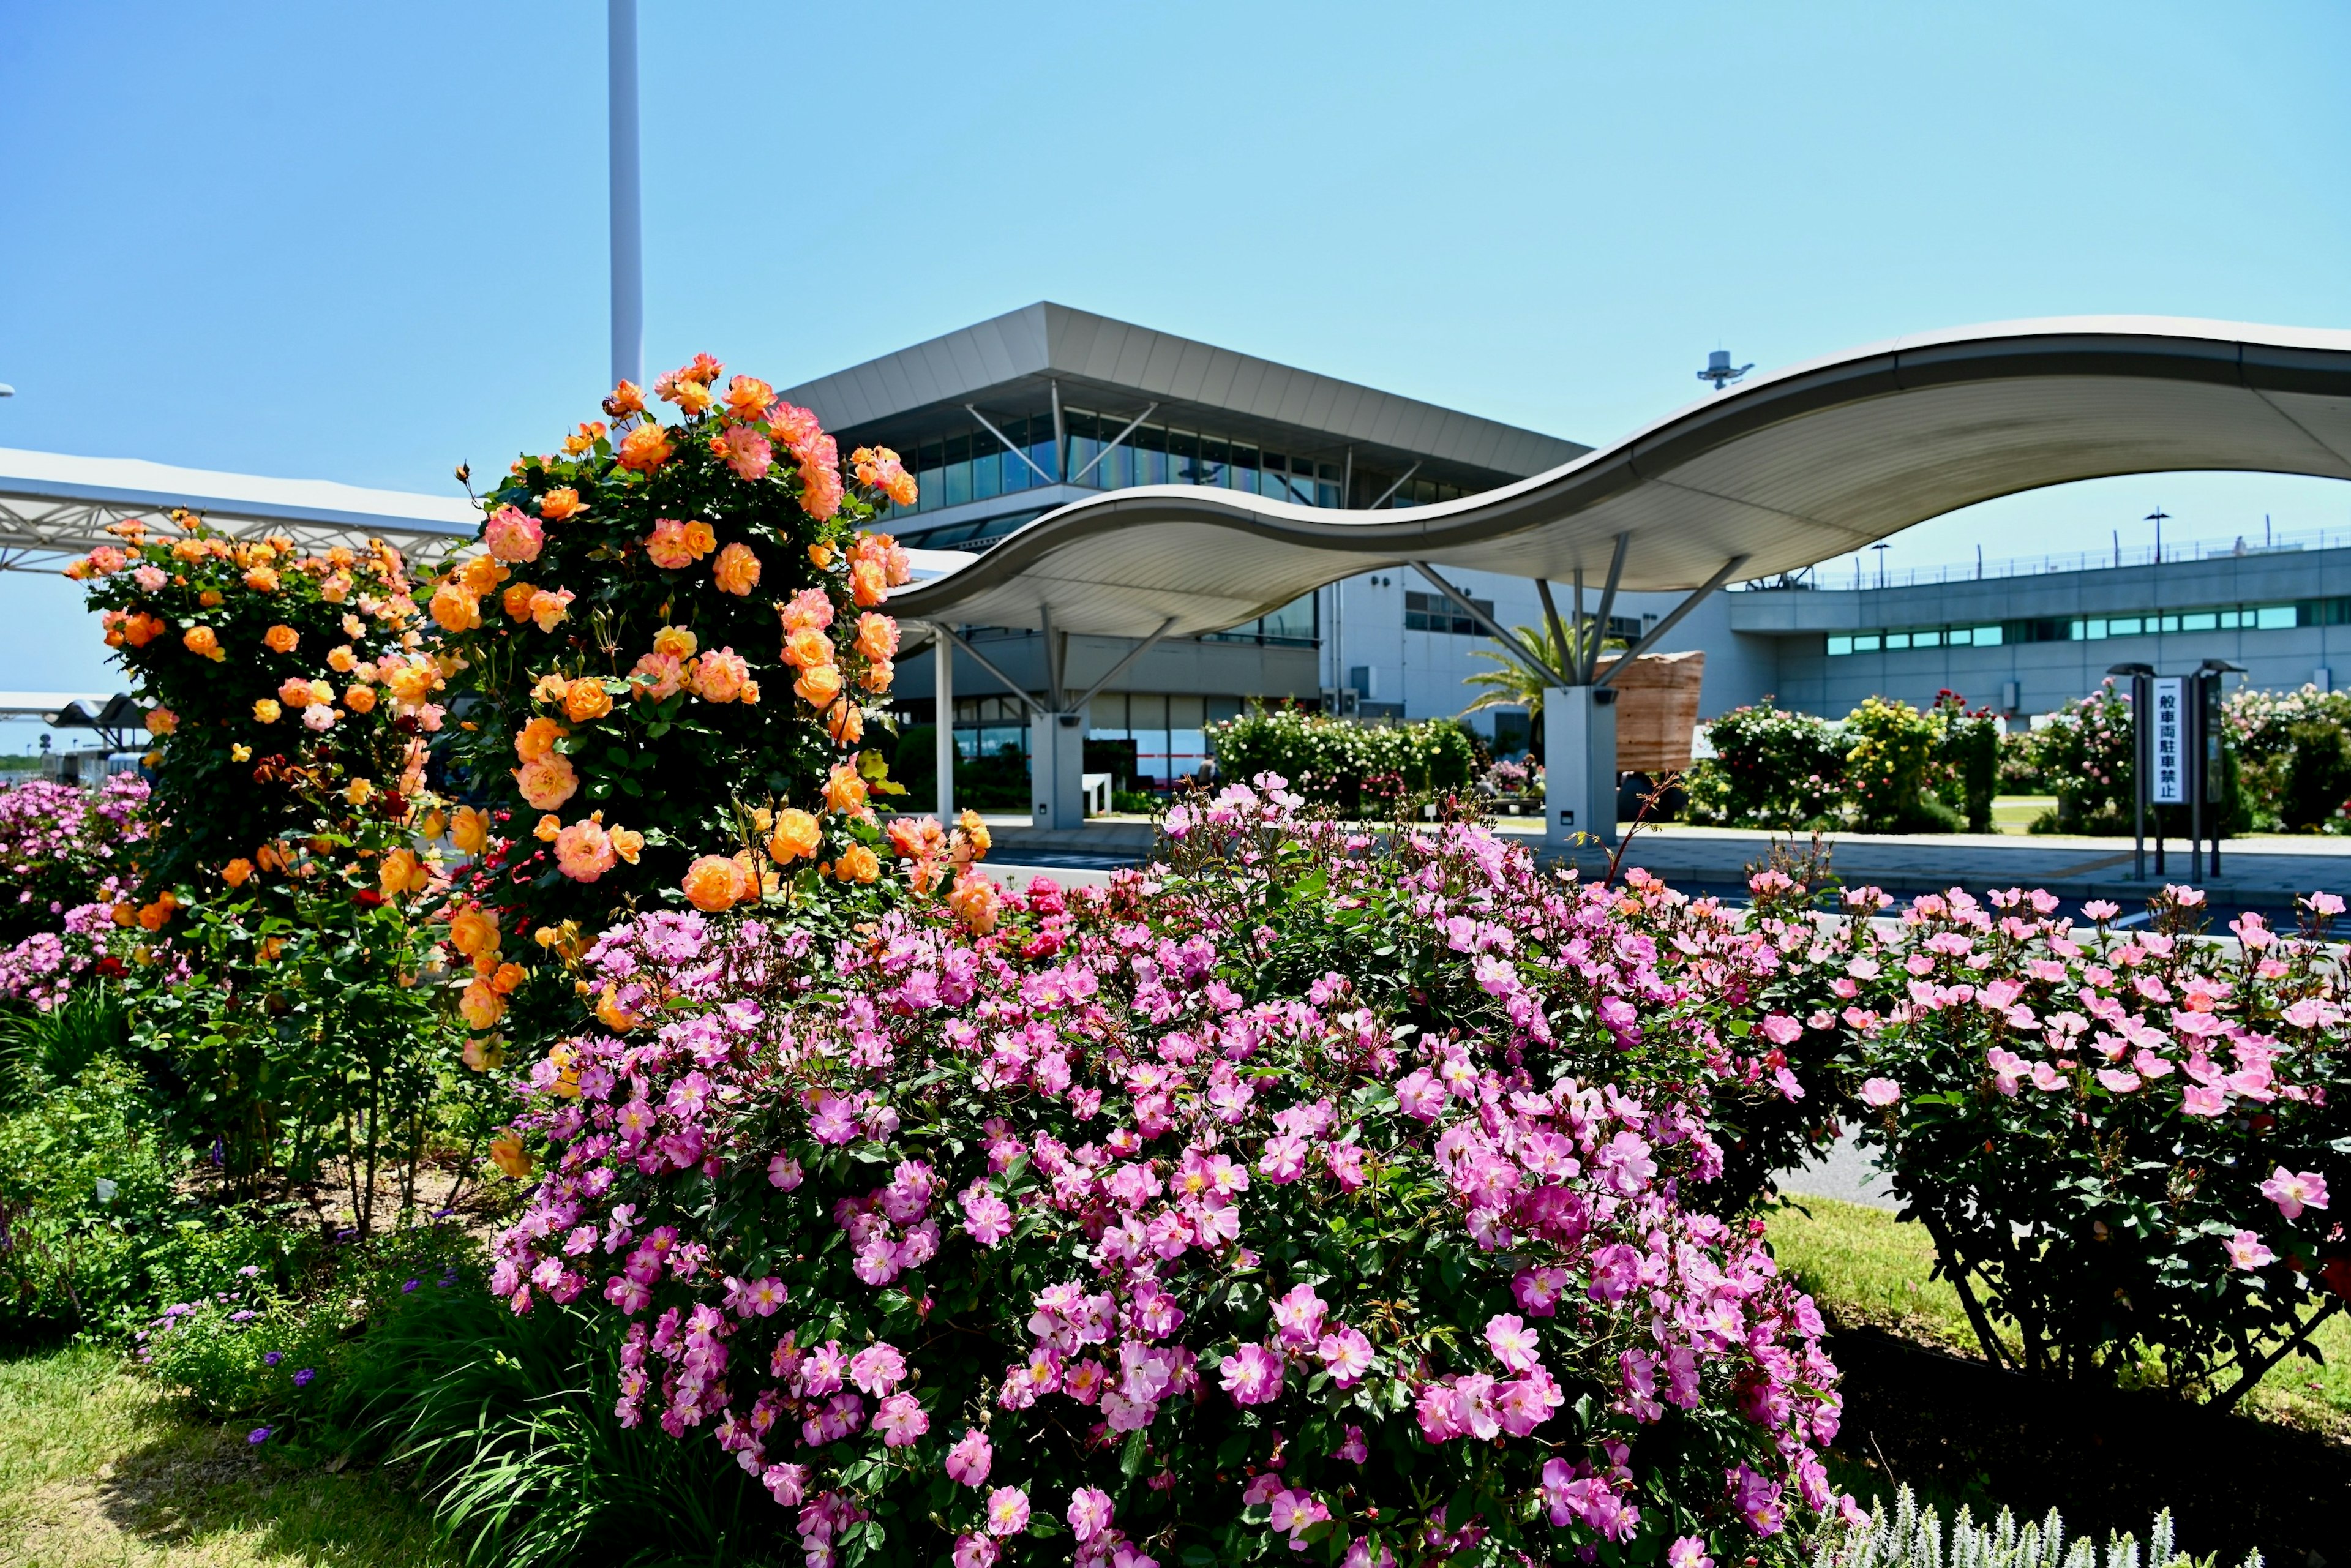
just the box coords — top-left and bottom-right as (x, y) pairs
(1766, 1195), (2351, 1438)
(1991, 793), (2057, 834)
(0, 1345), (456, 1568)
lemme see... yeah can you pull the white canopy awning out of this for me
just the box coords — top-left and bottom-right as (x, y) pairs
(0, 447), (481, 572)
(888, 316), (2351, 639)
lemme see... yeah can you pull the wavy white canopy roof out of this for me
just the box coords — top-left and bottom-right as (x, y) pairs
(890, 316), (2351, 639)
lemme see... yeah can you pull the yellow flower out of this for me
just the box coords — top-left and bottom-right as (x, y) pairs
(252, 698), (283, 724)
(231, 743), (252, 762)
(652, 625), (698, 661)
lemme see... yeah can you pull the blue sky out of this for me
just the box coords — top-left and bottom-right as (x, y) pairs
(4, 1), (2348, 727)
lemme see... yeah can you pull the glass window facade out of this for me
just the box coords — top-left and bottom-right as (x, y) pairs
(1404, 589), (1495, 635)
(943, 692), (1245, 786)
(1823, 597), (2325, 656)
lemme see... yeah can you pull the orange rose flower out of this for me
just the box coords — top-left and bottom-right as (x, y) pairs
(514, 753), (580, 811)
(430, 583), (481, 632)
(609, 825), (645, 864)
(529, 588), (574, 632)
(823, 760), (869, 816)
(490, 962), (527, 996)
(264, 624), (299, 654)
(449, 904), (500, 958)
(853, 612), (900, 662)
(535, 812), (562, 842)
(724, 374), (774, 420)
(652, 625), (699, 660)
(564, 680), (614, 723)
(850, 558), (888, 607)
(538, 487), (584, 520)
(222, 857), (254, 887)
(244, 565), (280, 592)
(826, 699), (864, 745)
(554, 819), (617, 882)
(948, 872), (1002, 934)
(713, 541), (762, 596)
(604, 380), (645, 417)
(458, 552), (504, 596)
(144, 706), (178, 736)
(277, 676), (316, 709)
(182, 625), (224, 661)
(343, 684), (377, 713)
(516, 715), (569, 762)
(808, 541), (837, 569)
(688, 647), (751, 703)
(860, 659), (894, 694)
(681, 853), (748, 912)
(767, 807), (822, 863)
(643, 518), (696, 569)
(782, 625), (834, 670)
(501, 581), (538, 621)
(327, 643), (358, 672)
(833, 844), (880, 884)
(489, 1131), (531, 1179)
(793, 662), (844, 708)
(379, 847), (427, 897)
(451, 805), (490, 855)
(628, 651), (685, 702)
(617, 422), (673, 473)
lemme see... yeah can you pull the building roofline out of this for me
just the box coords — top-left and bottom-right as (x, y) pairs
(781, 302), (1589, 481)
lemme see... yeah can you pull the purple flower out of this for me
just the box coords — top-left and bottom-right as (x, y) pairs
(403, 1278), (420, 1293)
(293, 1367), (316, 1387)
(264, 1351), (283, 1366)
(247, 1427), (272, 1445)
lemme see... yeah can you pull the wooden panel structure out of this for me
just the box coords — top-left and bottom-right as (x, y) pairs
(1590, 650), (1706, 775)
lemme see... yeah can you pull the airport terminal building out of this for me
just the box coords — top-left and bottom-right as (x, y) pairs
(787, 304), (2350, 779)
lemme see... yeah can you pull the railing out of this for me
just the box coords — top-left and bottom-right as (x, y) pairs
(1742, 522), (2351, 593)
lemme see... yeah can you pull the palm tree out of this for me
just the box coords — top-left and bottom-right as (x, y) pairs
(1460, 623), (1624, 759)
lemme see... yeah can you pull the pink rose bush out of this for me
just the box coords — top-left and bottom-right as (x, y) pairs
(0, 775), (149, 1008)
(1836, 883), (2351, 1393)
(487, 780), (1861, 1564)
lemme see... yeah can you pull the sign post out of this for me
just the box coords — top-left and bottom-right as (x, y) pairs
(2110, 664), (2155, 882)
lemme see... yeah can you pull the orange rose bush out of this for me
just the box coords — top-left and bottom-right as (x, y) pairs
(67, 512), (474, 1224)
(429, 354), (920, 1049)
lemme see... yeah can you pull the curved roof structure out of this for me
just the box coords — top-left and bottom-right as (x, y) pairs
(888, 316), (2351, 639)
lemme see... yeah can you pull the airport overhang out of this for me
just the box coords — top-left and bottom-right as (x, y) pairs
(888, 316), (2351, 640)
(0, 447), (482, 572)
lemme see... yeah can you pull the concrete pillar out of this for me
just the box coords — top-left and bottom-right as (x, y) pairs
(1543, 685), (1619, 849)
(1029, 710), (1088, 829)
(933, 634), (954, 822)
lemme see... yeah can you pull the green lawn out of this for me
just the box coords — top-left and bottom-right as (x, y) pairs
(1991, 793), (2057, 834)
(0, 1346), (454, 1568)
(1767, 1195), (2351, 1438)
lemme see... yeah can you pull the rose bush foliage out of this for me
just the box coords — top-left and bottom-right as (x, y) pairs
(486, 784), (1861, 1567)
(1839, 885), (2351, 1390)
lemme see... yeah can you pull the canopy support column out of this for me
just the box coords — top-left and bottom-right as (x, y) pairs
(933, 632), (954, 823)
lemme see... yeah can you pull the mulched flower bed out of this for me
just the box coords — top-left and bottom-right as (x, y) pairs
(1825, 1327), (2351, 1564)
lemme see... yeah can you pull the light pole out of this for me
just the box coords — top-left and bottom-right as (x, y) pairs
(608, 0), (643, 391)
(1870, 541), (1889, 590)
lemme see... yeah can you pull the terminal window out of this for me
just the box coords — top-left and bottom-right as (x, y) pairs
(1404, 590), (1493, 635)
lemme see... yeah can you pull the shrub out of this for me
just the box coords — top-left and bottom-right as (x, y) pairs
(1685, 703), (1847, 830)
(1844, 886), (2351, 1395)
(68, 512), (443, 898)
(2021, 682), (2137, 833)
(427, 354), (922, 972)
(1845, 698), (1963, 835)
(0, 1054), (178, 1339)
(2279, 720), (2351, 832)
(1207, 706), (1479, 814)
(1811, 1485), (2255, 1568)
(477, 784), (1860, 1567)
(1929, 691), (2001, 834)
(0, 775), (150, 1009)
(2224, 682), (2351, 833)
